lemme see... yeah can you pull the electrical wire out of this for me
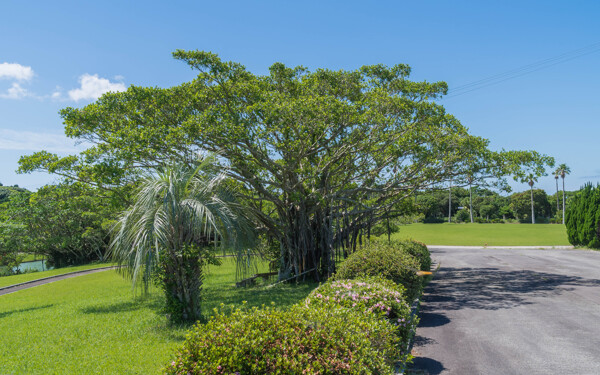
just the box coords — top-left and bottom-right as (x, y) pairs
(444, 41), (600, 99)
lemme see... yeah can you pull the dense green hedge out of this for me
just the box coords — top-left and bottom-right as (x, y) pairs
(334, 241), (423, 302)
(392, 239), (431, 271)
(165, 304), (401, 374)
(565, 183), (600, 249)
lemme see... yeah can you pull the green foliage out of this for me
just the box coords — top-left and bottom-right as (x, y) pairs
(0, 185), (28, 204)
(18, 50), (554, 281)
(165, 303), (400, 374)
(454, 208), (470, 223)
(0, 183), (118, 268)
(305, 276), (417, 350)
(510, 189), (552, 222)
(334, 241), (422, 302)
(392, 239), (431, 271)
(565, 183), (600, 248)
(110, 157), (255, 322)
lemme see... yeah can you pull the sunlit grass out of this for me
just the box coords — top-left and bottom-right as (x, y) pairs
(391, 222), (569, 246)
(0, 258), (317, 374)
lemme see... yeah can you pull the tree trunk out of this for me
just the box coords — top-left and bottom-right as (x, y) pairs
(469, 183), (474, 223)
(530, 186), (535, 224)
(562, 177), (566, 224)
(448, 180), (452, 223)
(163, 251), (202, 323)
(555, 177), (560, 216)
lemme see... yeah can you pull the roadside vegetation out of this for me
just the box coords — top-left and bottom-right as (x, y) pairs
(0, 50), (574, 373)
(565, 183), (600, 249)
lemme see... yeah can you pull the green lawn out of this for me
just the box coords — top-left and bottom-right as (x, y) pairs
(0, 258), (316, 374)
(0, 263), (114, 288)
(391, 222), (569, 246)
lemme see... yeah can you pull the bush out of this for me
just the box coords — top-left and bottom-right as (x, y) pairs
(454, 209), (470, 223)
(305, 276), (417, 350)
(566, 183), (600, 249)
(165, 304), (400, 374)
(422, 217), (445, 224)
(334, 242), (422, 302)
(391, 240), (431, 271)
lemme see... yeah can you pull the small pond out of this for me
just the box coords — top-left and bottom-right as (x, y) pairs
(14, 259), (54, 273)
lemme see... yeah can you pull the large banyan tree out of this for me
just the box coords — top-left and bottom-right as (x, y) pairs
(19, 50), (553, 280)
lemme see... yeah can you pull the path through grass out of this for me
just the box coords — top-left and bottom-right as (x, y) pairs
(0, 263), (114, 288)
(0, 258), (316, 374)
(392, 223), (569, 246)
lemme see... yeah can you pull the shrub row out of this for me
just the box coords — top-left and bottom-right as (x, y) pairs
(334, 240), (425, 302)
(165, 303), (401, 374)
(165, 240), (430, 374)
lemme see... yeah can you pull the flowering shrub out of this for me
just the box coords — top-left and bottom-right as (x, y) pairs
(165, 303), (400, 374)
(334, 242), (422, 302)
(305, 277), (418, 350)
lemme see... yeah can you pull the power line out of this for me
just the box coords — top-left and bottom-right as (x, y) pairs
(444, 41), (600, 99)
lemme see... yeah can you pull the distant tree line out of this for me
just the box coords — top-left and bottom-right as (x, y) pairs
(0, 182), (122, 274)
(415, 186), (575, 224)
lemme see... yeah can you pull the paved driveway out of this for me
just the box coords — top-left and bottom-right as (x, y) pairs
(411, 247), (600, 375)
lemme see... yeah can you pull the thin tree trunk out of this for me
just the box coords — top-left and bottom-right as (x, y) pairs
(562, 177), (566, 224)
(530, 186), (535, 224)
(555, 177), (560, 216)
(448, 180), (452, 223)
(469, 183), (474, 223)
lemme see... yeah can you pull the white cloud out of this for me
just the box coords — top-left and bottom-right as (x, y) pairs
(0, 128), (88, 153)
(68, 73), (126, 101)
(0, 62), (34, 81)
(0, 82), (30, 99)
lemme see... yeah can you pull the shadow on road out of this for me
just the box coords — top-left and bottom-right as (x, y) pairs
(409, 357), (446, 374)
(417, 312), (451, 328)
(422, 267), (600, 311)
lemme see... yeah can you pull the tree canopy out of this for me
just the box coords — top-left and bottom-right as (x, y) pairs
(18, 51), (554, 280)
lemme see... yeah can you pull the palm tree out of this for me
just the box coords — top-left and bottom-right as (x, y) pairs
(556, 163), (571, 224)
(109, 156), (253, 322)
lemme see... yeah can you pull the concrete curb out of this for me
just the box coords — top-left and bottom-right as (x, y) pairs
(0, 266), (118, 292)
(428, 245), (575, 250)
(397, 261), (441, 374)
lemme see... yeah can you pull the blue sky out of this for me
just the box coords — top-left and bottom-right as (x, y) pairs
(1, 1), (599, 194)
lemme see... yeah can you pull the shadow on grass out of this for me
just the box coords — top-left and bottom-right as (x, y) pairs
(0, 304), (54, 319)
(81, 298), (162, 314)
(201, 281), (319, 316)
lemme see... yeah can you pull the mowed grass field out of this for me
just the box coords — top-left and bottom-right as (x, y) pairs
(391, 223), (570, 246)
(0, 258), (317, 374)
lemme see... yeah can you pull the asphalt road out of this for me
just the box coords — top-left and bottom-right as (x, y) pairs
(410, 247), (600, 375)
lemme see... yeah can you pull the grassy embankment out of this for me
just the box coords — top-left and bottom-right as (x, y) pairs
(391, 222), (569, 246)
(0, 258), (316, 374)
